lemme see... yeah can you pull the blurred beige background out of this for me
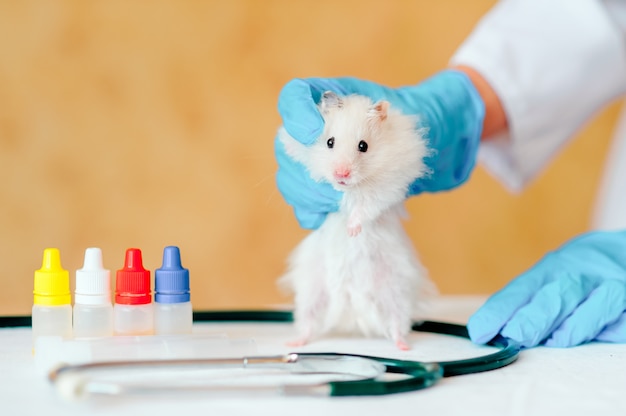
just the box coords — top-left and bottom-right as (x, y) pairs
(0, 0), (622, 316)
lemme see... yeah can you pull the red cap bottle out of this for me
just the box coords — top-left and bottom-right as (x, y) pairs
(115, 248), (151, 305)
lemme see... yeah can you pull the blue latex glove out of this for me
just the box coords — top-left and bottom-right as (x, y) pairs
(468, 230), (626, 348)
(275, 70), (485, 229)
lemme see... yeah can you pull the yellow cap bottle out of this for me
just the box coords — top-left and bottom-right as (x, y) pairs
(32, 248), (73, 350)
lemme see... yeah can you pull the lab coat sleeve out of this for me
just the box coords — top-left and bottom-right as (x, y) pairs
(450, 0), (626, 192)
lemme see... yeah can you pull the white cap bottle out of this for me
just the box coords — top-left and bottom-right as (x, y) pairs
(73, 248), (113, 338)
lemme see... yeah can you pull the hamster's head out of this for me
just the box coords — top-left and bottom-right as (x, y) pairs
(305, 91), (426, 192)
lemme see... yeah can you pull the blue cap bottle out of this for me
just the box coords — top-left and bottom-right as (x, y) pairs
(154, 246), (192, 334)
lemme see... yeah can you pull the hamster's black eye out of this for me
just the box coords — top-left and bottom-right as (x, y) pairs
(327, 137), (335, 149)
(358, 140), (368, 153)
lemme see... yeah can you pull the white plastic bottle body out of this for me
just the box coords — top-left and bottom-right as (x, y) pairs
(32, 304), (73, 347)
(73, 303), (114, 338)
(154, 301), (193, 335)
(114, 303), (154, 335)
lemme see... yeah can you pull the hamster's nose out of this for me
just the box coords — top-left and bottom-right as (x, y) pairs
(334, 166), (351, 179)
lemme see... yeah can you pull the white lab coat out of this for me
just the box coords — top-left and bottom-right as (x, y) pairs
(450, 0), (626, 230)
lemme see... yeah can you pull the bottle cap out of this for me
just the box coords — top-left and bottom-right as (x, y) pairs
(115, 248), (151, 305)
(155, 246), (190, 304)
(33, 248), (71, 306)
(75, 248), (111, 305)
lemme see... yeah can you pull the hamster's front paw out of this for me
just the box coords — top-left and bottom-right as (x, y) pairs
(347, 214), (362, 237)
(347, 223), (362, 237)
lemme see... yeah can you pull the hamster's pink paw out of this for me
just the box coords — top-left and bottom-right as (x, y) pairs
(287, 338), (309, 347)
(395, 338), (410, 351)
(347, 223), (362, 237)
(347, 210), (363, 237)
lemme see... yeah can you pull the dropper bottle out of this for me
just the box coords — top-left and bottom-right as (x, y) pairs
(154, 246), (192, 335)
(114, 248), (153, 335)
(73, 248), (113, 338)
(32, 248), (72, 348)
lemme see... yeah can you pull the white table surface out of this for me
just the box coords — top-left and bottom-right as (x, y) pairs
(2, 295), (625, 416)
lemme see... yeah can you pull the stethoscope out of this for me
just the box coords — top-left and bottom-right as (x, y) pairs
(40, 310), (521, 399)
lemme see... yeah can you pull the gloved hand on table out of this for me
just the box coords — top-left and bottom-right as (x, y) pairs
(275, 70), (485, 229)
(468, 230), (626, 348)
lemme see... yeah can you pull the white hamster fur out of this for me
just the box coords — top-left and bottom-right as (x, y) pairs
(278, 91), (434, 350)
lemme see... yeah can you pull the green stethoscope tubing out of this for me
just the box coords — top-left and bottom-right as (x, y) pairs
(192, 310), (521, 396)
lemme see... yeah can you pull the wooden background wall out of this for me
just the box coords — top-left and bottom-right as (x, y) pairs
(0, 0), (622, 315)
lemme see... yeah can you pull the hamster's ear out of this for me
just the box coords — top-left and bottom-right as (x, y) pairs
(368, 100), (389, 121)
(320, 91), (343, 113)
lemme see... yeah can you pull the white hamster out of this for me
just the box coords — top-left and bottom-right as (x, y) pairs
(278, 91), (434, 350)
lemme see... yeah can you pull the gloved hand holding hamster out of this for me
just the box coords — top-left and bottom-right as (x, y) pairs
(275, 71), (485, 349)
(275, 70), (485, 229)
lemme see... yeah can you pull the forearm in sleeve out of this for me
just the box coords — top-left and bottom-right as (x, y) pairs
(450, 0), (626, 192)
